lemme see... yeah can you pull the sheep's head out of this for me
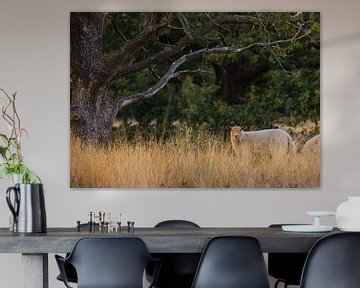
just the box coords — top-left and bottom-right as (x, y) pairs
(230, 126), (243, 142)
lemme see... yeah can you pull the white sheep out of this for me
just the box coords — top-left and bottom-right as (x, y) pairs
(303, 134), (320, 153)
(230, 126), (295, 154)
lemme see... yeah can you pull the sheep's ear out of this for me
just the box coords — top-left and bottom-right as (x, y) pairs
(227, 126), (233, 131)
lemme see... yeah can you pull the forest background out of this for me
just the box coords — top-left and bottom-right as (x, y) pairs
(102, 12), (320, 142)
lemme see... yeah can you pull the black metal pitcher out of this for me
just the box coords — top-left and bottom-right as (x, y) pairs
(6, 183), (47, 233)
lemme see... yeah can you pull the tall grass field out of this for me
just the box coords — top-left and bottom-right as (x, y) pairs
(71, 132), (320, 188)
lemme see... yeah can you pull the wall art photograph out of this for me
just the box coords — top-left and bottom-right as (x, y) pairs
(70, 12), (320, 188)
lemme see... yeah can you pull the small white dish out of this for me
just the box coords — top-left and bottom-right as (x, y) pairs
(307, 211), (336, 217)
(338, 227), (360, 232)
(282, 225), (333, 233)
(282, 211), (336, 232)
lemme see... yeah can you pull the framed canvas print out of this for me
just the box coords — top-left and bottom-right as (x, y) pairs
(70, 12), (320, 188)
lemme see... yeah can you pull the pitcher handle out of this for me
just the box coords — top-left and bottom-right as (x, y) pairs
(6, 186), (20, 224)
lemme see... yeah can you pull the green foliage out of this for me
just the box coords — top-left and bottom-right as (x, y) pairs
(241, 67), (320, 128)
(0, 162), (41, 184)
(178, 76), (239, 131)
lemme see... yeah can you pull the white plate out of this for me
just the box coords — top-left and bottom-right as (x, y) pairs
(338, 227), (360, 232)
(282, 225), (333, 232)
(307, 211), (336, 217)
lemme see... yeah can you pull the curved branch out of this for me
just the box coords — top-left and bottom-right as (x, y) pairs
(177, 13), (193, 40)
(117, 28), (310, 110)
(91, 13), (174, 93)
(115, 14), (250, 76)
(109, 14), (164, 81)
(172, 68), (211, 78)
(92, 14), (251, 95)
(109, 15), (127, 42)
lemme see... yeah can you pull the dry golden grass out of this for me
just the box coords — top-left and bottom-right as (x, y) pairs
(275, 119), (320, 147)
(70, 132), (320, 188)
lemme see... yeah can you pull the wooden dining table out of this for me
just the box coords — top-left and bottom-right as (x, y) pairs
(0, 226), (339, 288)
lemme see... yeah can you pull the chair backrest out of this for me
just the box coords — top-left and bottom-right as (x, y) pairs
(155, 219), (200, 228)
(191, 236), (270, 288)
(300, 232), (360, 288)
(66, 237), (154, 288)
(150, 220), (201, 287)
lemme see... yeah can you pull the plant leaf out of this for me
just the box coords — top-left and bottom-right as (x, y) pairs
(21, 128), (29, 137)
(0, 168), (9, 179)
(0, 133), (8, 142)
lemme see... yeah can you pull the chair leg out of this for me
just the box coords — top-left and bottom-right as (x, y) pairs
(274, 280), (289, 288)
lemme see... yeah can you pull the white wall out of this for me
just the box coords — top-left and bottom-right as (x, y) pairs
(0, 0), (360, 287)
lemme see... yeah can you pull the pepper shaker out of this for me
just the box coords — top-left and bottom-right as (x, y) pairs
(77, 221), (81, 232)
(88, 211), (93, 232)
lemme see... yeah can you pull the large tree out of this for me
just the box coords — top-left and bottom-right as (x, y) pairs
(70, 12), (312, 144)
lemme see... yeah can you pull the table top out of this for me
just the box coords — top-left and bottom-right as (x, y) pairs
(0, 227), (340, 254)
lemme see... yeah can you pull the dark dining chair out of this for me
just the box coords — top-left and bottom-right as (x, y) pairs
(56, 262), (77, 284)
(268, 224), (308, 288)
(55, 237), (160, 288)
(191, 236), (270, 288)
(300, 232), (360, 288)
(56, 223), (99, 284)
(147, 220), (201, 288)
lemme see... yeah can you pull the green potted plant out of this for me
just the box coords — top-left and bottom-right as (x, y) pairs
(0, 88), (46, 233)
(0, 89), (40, 183)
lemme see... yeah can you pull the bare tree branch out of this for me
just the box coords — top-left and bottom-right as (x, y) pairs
(117, 14), (250, 74)
(177, 13), (193, 40)
(172, 68), (211, 78)
(91, 14), (251, 95)
(0, 90), (23, 163)
(109, 15), (127, 42)
(117, 27), (310, 110)
(109, 14), (163, 81)
(91, 13), (174, 93)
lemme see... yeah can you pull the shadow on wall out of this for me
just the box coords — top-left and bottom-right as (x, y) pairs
(322, 29), (360, 197)
(324, 31), (360, 47)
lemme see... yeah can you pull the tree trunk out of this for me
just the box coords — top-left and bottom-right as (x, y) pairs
(70, 87), (118, 143)
(70, 12), (116, 144)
